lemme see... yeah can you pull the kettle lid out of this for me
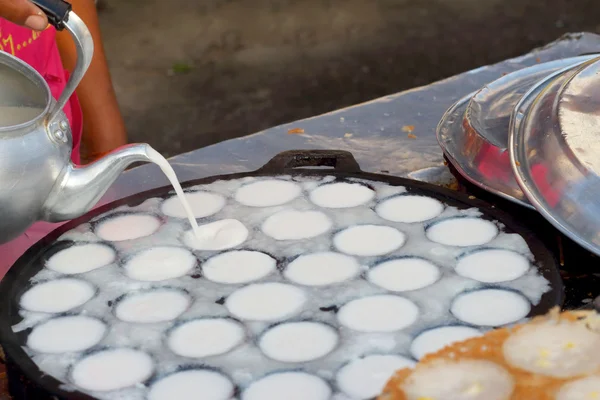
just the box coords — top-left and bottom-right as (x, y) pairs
(0, 52), (49, 130)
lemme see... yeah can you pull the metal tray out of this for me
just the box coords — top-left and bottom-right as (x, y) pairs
(438, 56), (595, 208)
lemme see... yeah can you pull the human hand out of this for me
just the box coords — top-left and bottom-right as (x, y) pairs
(0, 0), (48, 31)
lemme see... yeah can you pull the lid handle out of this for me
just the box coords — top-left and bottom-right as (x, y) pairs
(31, 0), (94, 126)
(256, 150), (362, 173)
(31, 0), (71, 30)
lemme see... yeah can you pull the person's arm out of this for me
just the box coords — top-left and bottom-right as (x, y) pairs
(55, 0), (127, 162)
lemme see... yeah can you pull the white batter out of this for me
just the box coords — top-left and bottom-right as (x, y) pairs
(502, 320), (600, 378)
(283, 252), (361, 286)
(451, 289), (531, 327)
(376, 195), (444, 223)
(455, 249), (530, 283)
(46, 243), (116, 274)
(259, 321), (339, 363)
(337, 295), (419, 333)
(27, 316), (106, 354)
(426, 217), (498, 247)
(235, 180), (302, 207)
(336, 354), (416, 399)
(202, 250), (277, 284)
(309, 182), (375, 208)
(401, 359), (515, 400)
(123, 246), (196, 282)
(20, 278), (95, 313)
(225, 282), (306, 321)
(261, 210), (332, 240)
(114, 289), (191, 323)
(333, 225), (406, 256)
(70, 348), (154, 392)
(242, 372), (331, 400)
(367, 258), (441, 292)
(147, 147), (203, 237)
(555, 375), (600, 400)
(409, 326), (483, 360)
(161, 191), (226, 219)
(167, 318), (245, 358)
(183, 219), (249, 250)
(148, 369), (235, 400)
(95, 213), (161, 242)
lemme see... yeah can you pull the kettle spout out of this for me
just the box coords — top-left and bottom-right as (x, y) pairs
(42, 143), (153, 222)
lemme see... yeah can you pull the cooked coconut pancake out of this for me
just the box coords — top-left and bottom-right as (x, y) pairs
(380, 309), (600, 400)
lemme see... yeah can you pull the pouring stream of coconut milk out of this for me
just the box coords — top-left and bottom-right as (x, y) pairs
(146, 148), (212, 239)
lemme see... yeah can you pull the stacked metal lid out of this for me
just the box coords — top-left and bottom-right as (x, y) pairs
(438, 55), (600, 255)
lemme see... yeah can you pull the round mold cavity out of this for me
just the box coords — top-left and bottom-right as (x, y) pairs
(502, 319), (600, 379)
(242, 371), (332, 400)
(367, 257), (441, 292)
(450, 288), (531, 327)
(555, 375), (600, 400)
(258, 321), (339, 363)
(426, 216), (499, 247)
(455, 248), (531, 283)
(309, 182), (375, 208)
(19, 278), (96, 313)
(225, 282), (306, 322)
(148, 368), (235, 400)
(202, 250), (277, 284)
(122, 246), (197, 282)
(182, 219), (249, 250)
(235, 179), (302, 207)
(283, 252), (361, 287)
(376, 194), (444, 223)
(161, 190), (226, 219)
(336, 354), (416, 399)
(261, 210), (332, 240)
(94, 212), (162, 242)
(27, 315), (107, 354)
(44, 241), (117, 274)
(166, 317), (246, 358)
(69, 348), (154, 392)
(409, 325), (483, 360)
(337, 295), (419, 333)
(400, 358), (515, 400)
(114, 287), (192, 323)
(333, 225), (406, 256)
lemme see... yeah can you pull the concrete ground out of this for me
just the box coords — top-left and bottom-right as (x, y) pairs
(98, 0), (600, 157)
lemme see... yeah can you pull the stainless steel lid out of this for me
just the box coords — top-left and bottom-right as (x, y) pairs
(0, 52), (49, 130)
(558, 58), (600, 175)
(437, 56), (592, 209)
(511, 56), (600, 255)
(467, 55), (595, 148)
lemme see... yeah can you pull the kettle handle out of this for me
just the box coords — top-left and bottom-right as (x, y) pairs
(30, 0), (71, 30)
(31, 0), (94, 126)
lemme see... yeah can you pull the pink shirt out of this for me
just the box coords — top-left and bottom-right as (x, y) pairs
(0, 21), (84, 277)
(0, 21), (82, 162)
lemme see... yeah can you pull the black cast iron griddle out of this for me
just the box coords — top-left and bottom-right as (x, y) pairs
(0, 150), (564, 400)
(443, 154), (599, 312)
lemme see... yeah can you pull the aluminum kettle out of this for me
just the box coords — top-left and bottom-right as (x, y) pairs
(0, 0), (153, 244)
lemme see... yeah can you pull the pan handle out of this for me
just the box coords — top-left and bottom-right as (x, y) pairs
(257, 150), (362, 173)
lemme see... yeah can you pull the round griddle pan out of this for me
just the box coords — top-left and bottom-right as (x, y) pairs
(0, 150), (564, 399)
